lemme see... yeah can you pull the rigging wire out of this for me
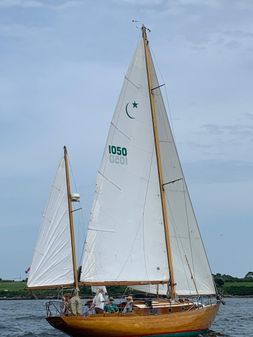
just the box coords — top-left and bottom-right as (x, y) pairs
(182, 179), (195, 278)
(148, 44), (211, 294)
(141, 145), (157, 287)
(150, 39), (215, 293)
(68, 154), (87, 268)
(149, 45), (177, 142)
(146, 53), (193, 293)
(164, 189), (192, 294)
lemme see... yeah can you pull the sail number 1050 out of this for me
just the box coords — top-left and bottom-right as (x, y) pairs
(108, 145), (127, 156)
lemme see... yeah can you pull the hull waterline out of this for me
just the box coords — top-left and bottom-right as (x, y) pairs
(47, 303), (219, 337)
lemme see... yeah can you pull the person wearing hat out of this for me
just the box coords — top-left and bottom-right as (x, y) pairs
(104, 297), (119, 313)
(123, 296), (133, 313)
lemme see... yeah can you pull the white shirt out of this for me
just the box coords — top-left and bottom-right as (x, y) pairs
(92, 293), (105, 310)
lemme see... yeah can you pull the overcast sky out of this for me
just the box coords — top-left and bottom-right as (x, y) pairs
(1, 0), (253, 280)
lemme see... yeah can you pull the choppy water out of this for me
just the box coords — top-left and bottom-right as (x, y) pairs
(0, 298), (252, 336)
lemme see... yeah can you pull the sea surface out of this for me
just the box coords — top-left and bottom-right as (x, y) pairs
(0, 298), (252, 337)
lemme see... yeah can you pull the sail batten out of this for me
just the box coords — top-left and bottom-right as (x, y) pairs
(27, 158), (74, 289)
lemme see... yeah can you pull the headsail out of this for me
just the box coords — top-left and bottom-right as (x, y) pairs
(27, 158), (74, 288)
(80, 37), (169, 285)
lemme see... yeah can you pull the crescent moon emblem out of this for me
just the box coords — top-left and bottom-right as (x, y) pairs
(125, 103), (135, 119)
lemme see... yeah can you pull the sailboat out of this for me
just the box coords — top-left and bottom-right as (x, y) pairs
(28, 26), (220, 337)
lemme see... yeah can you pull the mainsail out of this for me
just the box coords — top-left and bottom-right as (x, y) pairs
(80, 32), (216, 296)
(149, 56), (216, 296)
(27, 158), (74, 288)
(81, 37), (169, 285)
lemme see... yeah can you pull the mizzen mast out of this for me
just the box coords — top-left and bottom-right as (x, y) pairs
(64, 146), (79, 291)
(142, 25), (176, 299)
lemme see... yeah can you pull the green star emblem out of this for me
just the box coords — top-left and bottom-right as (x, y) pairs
(132, 101), (138, 108)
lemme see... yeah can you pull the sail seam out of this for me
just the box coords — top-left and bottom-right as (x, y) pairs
(164, 191), (192, 294)
(124, 75), (140, 89)
(183, 181), (196, 285)
(141, 145), (156, 283)
(111, 122), (131, 140)
(97, 171), (122, 191)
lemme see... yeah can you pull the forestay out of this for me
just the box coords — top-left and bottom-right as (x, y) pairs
(80, 38), (169, 284)
(27, 159), (74, 288)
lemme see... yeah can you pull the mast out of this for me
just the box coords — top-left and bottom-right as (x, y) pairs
(142, 25), (176, 299)
(64, 146), (79, 290)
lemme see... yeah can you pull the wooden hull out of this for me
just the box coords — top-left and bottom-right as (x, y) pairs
(47, 303), (219, 337)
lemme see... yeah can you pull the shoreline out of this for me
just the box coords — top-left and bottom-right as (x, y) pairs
(1, 295), (253, 300)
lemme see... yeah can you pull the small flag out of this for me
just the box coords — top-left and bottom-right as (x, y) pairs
(25, 266), (31, 274)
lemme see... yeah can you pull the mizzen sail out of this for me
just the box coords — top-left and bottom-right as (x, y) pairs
(148, 45), (216, 296)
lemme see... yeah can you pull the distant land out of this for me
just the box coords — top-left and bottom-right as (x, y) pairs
(1, 273), (253, 299)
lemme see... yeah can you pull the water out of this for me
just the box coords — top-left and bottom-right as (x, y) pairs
(211, 298), (253, 336)
(0, 300), (64, 337)
(0, 298), (252, 336)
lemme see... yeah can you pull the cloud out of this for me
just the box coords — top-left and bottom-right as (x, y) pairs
(0, 0), (22, 8)
(113, 0), (166, 5)
(210, 29), (253, 51)
(115, 0), (221, 10)
(184, 159), (253, 184)
(151, 1), (253, 51)
(0, 23), (49, 38)
(176, 0), (221, 9)
(201, 124), (223, 136)
(245, 113), (253, 119)
(22, 0), (44, 8)
(0, 0), (82, 10)
(0, 0), (252, 280)
(224, 30), (253, 39)
(0, 0), (43, 8)
(50, 0), (82, 10)
(203, 123), (253, 138)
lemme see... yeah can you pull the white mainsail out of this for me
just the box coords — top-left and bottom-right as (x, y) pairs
(81, 33), (216, 296)
(27, 158), (74, 288)
(80, 38), (169, 284)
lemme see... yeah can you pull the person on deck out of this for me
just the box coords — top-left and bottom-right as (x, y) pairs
(92, 288), (105, 314)
(83, 300), (94, 316)
(62, 293), (71, 315)
(69, 290), (82, 315)
(104, 297), (119, 313)
(123, 296), (133, 313)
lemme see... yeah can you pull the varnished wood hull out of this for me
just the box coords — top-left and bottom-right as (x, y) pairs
(47, 303), (219, 337)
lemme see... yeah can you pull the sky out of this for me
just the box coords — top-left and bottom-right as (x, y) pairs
(0, 0), (253, 280)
